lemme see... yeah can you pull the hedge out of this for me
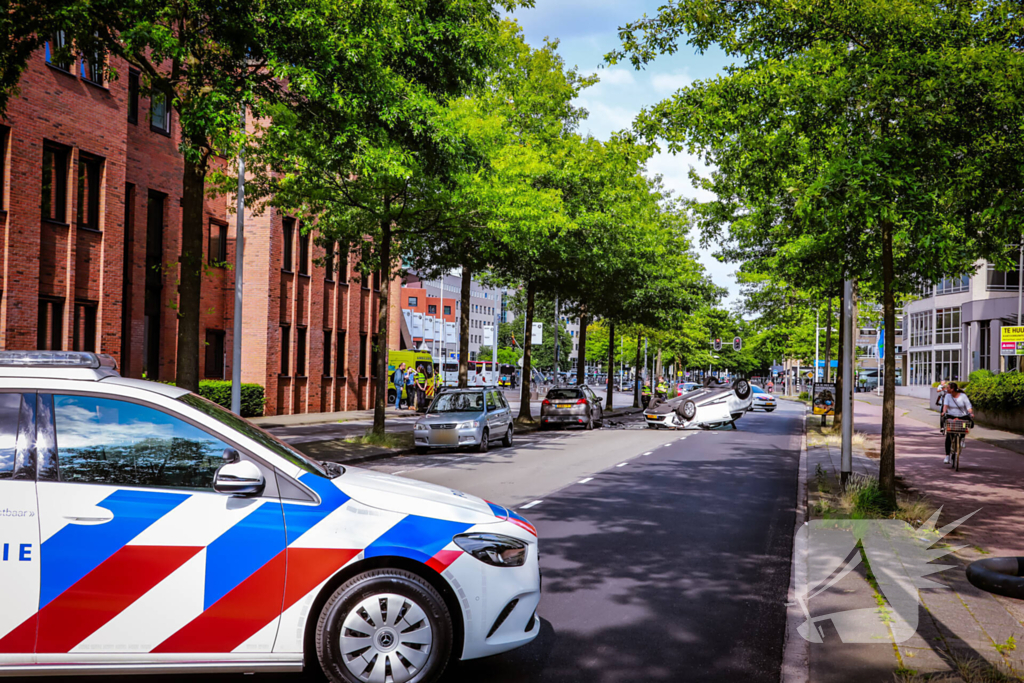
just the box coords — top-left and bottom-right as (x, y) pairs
(197, 381), (266, 418)
(962, 372), (1024, 412)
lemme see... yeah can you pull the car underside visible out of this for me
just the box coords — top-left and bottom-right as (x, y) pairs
(643, 378), (754, 430)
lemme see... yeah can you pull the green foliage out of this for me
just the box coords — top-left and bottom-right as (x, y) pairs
(197, 381), (266, 418)
(969, 369), (994, 383)
(964, 373), (1024, 412)
(798, 391), (810, 401)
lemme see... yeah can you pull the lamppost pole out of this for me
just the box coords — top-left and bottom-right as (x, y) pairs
(230, 106), (245, 415)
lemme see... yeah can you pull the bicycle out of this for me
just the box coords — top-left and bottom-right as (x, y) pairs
(945, 418), (972, 472)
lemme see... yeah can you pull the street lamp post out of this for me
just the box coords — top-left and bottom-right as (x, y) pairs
(230, 106), (245, 416)
(841, 278), (854, 488)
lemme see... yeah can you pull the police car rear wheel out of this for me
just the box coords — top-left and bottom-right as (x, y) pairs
(316, 569), (452, 683)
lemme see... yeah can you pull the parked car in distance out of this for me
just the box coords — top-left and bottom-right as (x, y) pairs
(540, 386), (604, 430)
(749, 385), (777, 412)
(414, 388), (514, 453)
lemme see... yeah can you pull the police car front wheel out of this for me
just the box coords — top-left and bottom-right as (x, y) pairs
(315, 569), (453, 683)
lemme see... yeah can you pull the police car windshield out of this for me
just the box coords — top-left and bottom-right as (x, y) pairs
(429, 391), (484, 413)
(178, 394), (331, 478)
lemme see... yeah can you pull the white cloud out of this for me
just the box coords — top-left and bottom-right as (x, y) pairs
(594, 68), (635, 87)
(574, 97), (636, 137)
(650, 72), (693, 95)
(646, 150), (715, 203)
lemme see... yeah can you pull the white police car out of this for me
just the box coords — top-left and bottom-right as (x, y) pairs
(0, 352), (540, 682)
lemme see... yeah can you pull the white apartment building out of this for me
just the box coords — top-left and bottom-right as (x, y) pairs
(899, 261), (1022, 399)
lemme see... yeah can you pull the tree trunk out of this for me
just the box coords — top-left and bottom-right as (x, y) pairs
(372, 219), (392, 436)
(606, 321), (615, 410)
(835, 286), (844, 427)
(458, 267), (472, 388)
(880, 221), (897, 508)
(517, 282), (536, 421)
(576, 310), (588, 386)
(175, 152), (209, 393)
(824, 296), (833, 383)
(633, 333), (642, 408)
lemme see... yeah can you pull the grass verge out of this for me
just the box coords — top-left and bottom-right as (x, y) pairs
(344, 431), (414, 450)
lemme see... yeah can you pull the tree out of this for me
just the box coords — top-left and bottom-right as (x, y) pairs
(612, 0), (1024, 505)
(247, 1), (515, 434)
(1, 0), (346, 390)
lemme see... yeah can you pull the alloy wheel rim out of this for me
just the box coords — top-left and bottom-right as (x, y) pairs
(340, 593), (433, 683)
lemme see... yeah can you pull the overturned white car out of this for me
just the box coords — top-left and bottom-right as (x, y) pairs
(643, 377), (754, 430)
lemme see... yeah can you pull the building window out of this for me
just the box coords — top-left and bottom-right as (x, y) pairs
(42, 143), (69, 223)
(934, 349), (961, 383)
(76, 153), (102, 231)
(81, 45), (104, 84)
(72, 301), (96, 352)
(0, 126), (8, 211)
(338, 253), (348, 283)
(45, 31), (71, 71)
(987, 262), (1021, 292)
(204, 329), (225, 378)
(127, 69), (139, 124)
(208, 219), (227, 264)
(298, 231), (309, 275)
(150, 91), (171, 134)
(359, 333), (368, 377)
(38, 298), (64, 350)
(325, 242), (335, 281)
(444, 305), (451, 315)
(282, 218), (294, 271)
(370, 334), (379, 378)
(908, 311), (932, 348)
(908, 350), (932, 386)
(280, 325), (291, 376)
(936, 275), (969, 295)
(409, 296), (418, 307)
(323, 330), (332, 377)
(336, 330), (346, 377)
(980, 321), (991, 371)
(373, 269), (381, 291)
(934, 307), (961, 345)
(428, 304), (437, 315)
(296, 327), (307, 376)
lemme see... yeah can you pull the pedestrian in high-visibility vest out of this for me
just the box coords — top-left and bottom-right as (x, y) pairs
(656, 376), (668, 399)
(414, 365), (428, 412)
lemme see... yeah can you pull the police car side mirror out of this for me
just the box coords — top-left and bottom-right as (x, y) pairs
(214, 459), (265, 496)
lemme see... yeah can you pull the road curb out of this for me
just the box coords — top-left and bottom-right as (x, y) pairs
(780, 403), (809, 683)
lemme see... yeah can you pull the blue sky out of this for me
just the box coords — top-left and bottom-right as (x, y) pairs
(505, 1), (740, 308)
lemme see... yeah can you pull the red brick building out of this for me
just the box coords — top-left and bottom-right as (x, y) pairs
(0, 43), (399, 415)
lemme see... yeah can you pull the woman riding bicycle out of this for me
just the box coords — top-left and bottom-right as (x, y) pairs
(940, 382), (974, 465)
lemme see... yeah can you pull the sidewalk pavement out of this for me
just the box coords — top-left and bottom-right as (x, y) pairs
(797, 400), (1024, 681)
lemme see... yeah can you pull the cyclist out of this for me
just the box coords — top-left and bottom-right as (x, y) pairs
(940, 382), (974, 465)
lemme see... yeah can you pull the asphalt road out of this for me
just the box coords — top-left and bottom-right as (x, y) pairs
(9, 400), (803, 683)
(382, 400), (804, 683)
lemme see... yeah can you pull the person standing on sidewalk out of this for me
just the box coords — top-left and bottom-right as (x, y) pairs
(392, 362), (407, 410)
(941, 382), (974, 464)
(414, 364), (428, 412)
(405, 368), (417, 411)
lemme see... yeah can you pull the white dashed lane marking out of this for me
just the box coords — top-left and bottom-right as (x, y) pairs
(579, 477), (594, 484)
(520, 500), (543, 509)
(643, 451), (653, 456)
(616, 462), (628, 468)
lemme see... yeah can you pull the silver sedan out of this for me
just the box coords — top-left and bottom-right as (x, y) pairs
(413, 388), (514, 453)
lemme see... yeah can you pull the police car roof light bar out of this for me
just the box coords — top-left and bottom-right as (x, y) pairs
(0, 350), (119, 370)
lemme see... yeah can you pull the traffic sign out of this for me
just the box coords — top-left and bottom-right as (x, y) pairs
(733, 337), (742, 352)
(713, 338), (722, 351)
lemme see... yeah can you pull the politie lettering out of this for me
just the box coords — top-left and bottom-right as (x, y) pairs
(1, 543), (32, 561)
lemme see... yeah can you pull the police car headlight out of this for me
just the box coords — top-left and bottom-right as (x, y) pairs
(454, 533), (528, 567)
(457, 420), (479, 429)
(415, 423), (430, 431)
